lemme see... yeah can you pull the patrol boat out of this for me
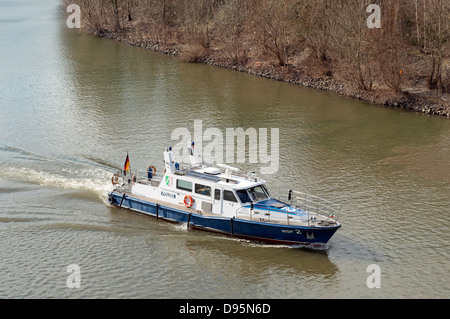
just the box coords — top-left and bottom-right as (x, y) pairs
(107, 143), (341, 246)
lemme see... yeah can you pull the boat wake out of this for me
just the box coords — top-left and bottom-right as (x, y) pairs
(0, 144), (115, 201)
(0, 166), (112, 200)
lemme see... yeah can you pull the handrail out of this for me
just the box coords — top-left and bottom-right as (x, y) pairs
(286, 190), (340, 222)
(112, 169), (162, 186)
(134, 169), (162, 183)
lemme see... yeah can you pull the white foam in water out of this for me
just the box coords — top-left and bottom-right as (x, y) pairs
(2, 166), (113, 198)
(172, 223), (189, 232)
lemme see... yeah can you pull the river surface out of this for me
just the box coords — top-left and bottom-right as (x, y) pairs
(0, 0), (449, 299)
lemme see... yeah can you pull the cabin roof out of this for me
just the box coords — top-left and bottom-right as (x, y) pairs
(185, 170), (220, 182)
(172, 167), (264, 189)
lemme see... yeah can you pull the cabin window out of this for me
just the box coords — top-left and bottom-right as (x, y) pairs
(247, 185), (269, 202)
(223, 190), (238, 203)
(236, 189), (252, 204)
(262, 184), (270, 197)
(214, 189), (221, 200)
(176, 179), (192, 192)
(195, 183), (211, 197)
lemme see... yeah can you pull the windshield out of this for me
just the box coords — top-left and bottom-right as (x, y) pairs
(236, 189), (252, 204)
(247, 185), (269, 202)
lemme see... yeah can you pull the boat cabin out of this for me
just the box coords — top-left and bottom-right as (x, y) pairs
(131, 145), (270, 218)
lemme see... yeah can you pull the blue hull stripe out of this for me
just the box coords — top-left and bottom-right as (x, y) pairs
(108, 192), (340, 245)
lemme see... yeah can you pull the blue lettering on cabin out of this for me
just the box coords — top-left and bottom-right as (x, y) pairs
(161, 191), (176, 199)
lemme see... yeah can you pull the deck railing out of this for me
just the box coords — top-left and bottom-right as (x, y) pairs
(285, 190), (340, 223)
(111, 169), (161, 188)
(235, 190), (339, 226)
(134, 169), (162, 186)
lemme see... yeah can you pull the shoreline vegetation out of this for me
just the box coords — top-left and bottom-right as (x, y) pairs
(69, 0), (449, 116)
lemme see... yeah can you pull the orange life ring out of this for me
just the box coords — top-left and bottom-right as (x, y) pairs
(147, 165), (156, 176)
(111, 173), (119, 185)
(183, 195), (194, 208)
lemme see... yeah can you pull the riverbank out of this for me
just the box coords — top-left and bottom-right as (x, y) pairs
(95, 29), (449, 117)
(68, 0), (450, 117)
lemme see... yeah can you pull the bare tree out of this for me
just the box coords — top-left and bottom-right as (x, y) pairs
(214, 0), (249, 64)
(181, 0), (219, 49)
(295, 0), (334, 69)
(423, 0), (450, 93)
(253, 0), (295, 66)
(328, 0), (374, 91)
(373, 0), (405, 93)
(111, 0), (121, 33)
(80, 0), (102, 33)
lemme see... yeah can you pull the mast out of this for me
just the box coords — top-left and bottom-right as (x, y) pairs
(187, 123), (202, 168)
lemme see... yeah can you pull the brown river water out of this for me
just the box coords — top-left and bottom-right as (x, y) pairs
(0, 0), (448, 299)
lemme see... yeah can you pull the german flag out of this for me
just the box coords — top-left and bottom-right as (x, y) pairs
(123, 153), (130, 176)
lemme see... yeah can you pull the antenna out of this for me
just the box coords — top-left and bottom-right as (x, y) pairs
(187, 123), (192, 147)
